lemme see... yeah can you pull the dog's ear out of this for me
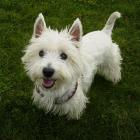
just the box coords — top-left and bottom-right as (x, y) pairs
(69, 18), (83, 42)
(33, 13), (46, 38)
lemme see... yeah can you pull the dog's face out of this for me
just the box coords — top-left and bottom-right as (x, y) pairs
(22, 14), (83, 90)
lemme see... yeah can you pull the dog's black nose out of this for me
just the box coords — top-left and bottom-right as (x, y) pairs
(43, 68), (55, 78)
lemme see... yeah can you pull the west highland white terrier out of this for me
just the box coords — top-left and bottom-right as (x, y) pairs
(22, 12), (122, 119)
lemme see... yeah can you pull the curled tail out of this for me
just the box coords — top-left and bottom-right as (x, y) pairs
(102, 11), (121, 36)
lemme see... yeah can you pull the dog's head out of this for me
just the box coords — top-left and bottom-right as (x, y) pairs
(22, 13), (83, 90)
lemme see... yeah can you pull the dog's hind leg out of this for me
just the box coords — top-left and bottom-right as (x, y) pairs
(98, 43), (122, 84)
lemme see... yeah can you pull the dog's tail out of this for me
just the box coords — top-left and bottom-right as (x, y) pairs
(102, 11), (121, 36)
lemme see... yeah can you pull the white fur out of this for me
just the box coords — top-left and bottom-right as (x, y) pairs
(22, 12), (122, 119)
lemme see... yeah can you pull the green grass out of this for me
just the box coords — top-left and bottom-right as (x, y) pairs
(0, 0), (140, 140)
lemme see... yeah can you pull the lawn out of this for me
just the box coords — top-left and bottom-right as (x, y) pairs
(0, 0), (140, 140)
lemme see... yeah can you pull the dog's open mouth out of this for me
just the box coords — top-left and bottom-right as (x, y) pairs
(42, 79), (56, 89)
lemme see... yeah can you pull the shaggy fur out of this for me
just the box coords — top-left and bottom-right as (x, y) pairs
(22, 12), (122, 119)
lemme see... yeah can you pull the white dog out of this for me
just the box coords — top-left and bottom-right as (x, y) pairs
(22, 12), (122, 119)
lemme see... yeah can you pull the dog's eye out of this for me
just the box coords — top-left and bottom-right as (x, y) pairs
(39, 50), (44, 57)
(60, 52), (67, 60)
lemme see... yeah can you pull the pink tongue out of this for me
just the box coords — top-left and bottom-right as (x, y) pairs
(43, 79), (54, 88)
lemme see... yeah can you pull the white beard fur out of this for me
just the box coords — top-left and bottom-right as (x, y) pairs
(22, 12), (122, 119)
